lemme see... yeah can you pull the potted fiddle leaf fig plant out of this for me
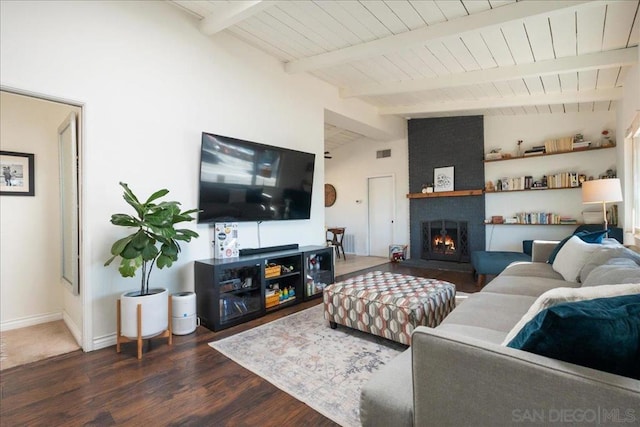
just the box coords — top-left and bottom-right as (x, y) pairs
(104, 182), (199, 339)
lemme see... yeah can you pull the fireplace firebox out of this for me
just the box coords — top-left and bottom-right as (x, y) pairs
(422, 220), (469, 262)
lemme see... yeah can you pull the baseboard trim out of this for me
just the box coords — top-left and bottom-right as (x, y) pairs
(93, 333), (116, 351)
(62, 312), (83, 349)
(0, 311), (63, 332)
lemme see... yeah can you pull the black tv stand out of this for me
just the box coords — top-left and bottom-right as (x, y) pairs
(195, 245), (334, 331)
(239, 244), (299, 256)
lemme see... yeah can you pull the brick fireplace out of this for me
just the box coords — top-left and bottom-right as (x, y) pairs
(408, 116), (485, 261)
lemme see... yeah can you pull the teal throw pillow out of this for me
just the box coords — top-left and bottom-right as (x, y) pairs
(507, 294), (640, 379)
(547, 229), (608, 264)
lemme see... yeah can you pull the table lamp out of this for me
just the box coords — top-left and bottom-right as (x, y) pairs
(581, 178), (623, 232)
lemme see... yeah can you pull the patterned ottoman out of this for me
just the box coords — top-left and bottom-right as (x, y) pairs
(323, 271), (456, 345)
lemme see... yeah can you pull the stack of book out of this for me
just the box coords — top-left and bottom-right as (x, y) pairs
(524, 145), (546, 156)
(500, 176), (534, 191)
(514, 212), (576, 225)
(545, 172), (580, 188)
(572, 141), (591, 150)
(544, 137), (573, 153)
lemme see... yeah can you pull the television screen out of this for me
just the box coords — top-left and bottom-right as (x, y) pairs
(198, 132), (315, 223)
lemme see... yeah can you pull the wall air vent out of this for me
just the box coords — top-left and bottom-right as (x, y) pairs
(376, 149), (391, 159)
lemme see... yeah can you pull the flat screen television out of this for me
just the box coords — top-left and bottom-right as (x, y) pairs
(198, 132), (315, 223)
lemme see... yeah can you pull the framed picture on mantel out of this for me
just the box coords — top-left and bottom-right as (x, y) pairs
(434, 166), (454, 192)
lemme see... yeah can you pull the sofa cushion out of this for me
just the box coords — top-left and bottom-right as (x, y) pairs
(501, 283), (640, 345)
(579, 246), (640, 283)
(436, 323), (507, 345)
(506, 294), (640, 379)
(552, 236), (600, 282)
(482, 275), (578, 298)
(499, 262), (565, 280)
(441, 293), (537, 333)
(582, 263), (640, 287)
(547, 229), (608, 264)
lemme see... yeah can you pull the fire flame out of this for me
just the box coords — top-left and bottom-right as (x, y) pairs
(433, 235), (456, 251)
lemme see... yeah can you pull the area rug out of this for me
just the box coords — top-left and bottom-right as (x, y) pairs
(209, 304), (407, 427)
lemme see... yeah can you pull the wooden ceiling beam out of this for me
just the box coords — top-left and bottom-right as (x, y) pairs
(199, 1), (277, 35)
(285, 0), (595, 74)
(342, 48), (637, 98)
(379, 88), (623, 117)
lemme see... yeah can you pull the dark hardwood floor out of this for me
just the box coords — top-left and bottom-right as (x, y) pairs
(0, 263), (477, 426)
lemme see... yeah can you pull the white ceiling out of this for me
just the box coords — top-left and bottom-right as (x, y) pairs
(171, 0), (639, 149)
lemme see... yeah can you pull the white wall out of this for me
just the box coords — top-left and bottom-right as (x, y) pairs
(616, 46), (640, 243)
(484, 111), (617, 251)
(0, 1), (404, 349)
(0, 92), (81, 335)
(325, 137), (409, 256)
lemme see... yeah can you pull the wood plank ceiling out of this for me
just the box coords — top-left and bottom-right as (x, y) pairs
(172, 0), (639, 149)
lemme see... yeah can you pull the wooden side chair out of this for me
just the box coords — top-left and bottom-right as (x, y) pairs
(327, 227), (346, 260)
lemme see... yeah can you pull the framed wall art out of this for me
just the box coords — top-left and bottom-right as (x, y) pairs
(0, 151), (35, 196)
(434, 166), (454, 192)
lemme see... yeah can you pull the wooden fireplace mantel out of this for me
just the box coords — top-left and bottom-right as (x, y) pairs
(407, 189), (484, 199)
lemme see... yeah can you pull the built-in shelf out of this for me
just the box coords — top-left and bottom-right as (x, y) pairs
(485, 187), (580, 194)
(484, 145), (615, 163)
(407, 189), (483, 199)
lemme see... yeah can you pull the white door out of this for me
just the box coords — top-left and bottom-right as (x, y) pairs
(368, 176), (394, 257)
(58, 112), (80, 295)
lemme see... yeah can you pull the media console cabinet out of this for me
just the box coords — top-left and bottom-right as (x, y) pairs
(195, 245), (334, 331)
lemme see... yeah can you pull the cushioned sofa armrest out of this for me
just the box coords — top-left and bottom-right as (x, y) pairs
(411, 326), (640, 426)
(531, 240), (559, 263)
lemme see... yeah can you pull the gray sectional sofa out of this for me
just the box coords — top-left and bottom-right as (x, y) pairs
(361, 239), (640, 426)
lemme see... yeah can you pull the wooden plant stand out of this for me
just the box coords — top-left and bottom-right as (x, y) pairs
(116, 295), (172, 360)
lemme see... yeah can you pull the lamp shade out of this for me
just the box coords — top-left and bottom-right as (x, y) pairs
(582, 178), (623, 204)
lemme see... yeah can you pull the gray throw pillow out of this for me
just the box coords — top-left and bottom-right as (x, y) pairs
(581, 263), (640, 287)
(579, 247), (640, 283)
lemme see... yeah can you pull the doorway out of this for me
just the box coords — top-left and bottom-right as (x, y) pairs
(367, 175), (395, 257)
(0, 89), (84, 365)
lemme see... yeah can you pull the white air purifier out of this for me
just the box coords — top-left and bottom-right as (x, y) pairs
(172, 291), (197, 335)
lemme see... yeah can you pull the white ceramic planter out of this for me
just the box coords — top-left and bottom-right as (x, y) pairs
(120, 288), (169, 339)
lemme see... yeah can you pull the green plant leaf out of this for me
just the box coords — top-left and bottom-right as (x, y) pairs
(181, 208), (201, 216)
(174, 229), (199, 241)
(121, 241), (142, 259)
(120, 182), (144, 218)
(131, 230), (150, 250)
(110, 214), (139, 227)
(145, 209), (174, 227)
(156, 254), (173, 269)
(104, 254), (117, 267)
(150, 225), (177, 239)
(141, 244), (159, 261)
(119, 256), (142, 277)
(160, 241), (179, 258)
(110, 235), (134, 256)
(144, 188), (169, 205)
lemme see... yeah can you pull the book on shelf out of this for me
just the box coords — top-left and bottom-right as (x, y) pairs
(523, 150), (544, 157)
(524, 146), (545, 156)
(559, 220), (578, 224)
(544, 137), (573, 153)
(572, 141), (591, 149)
